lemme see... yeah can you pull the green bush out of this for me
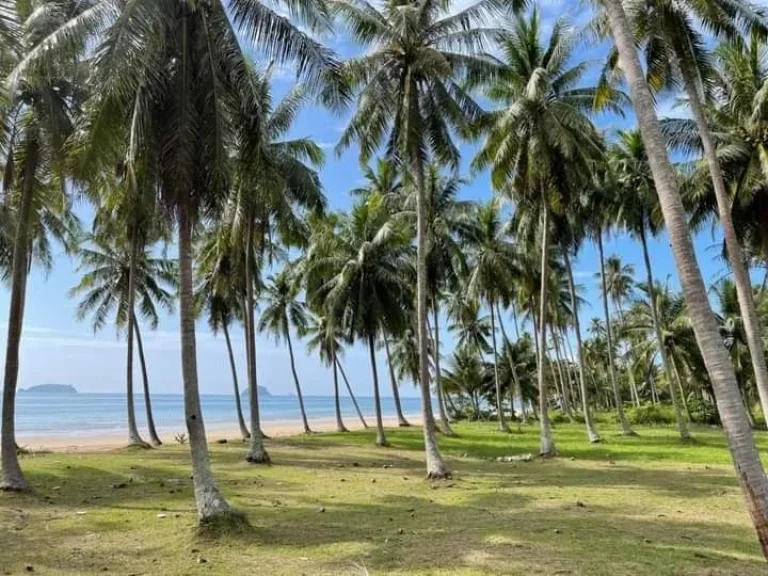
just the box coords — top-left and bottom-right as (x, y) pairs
(622, 404), (676, 425)
(686, 397), (720, 425)
(549, 412), (585, 425)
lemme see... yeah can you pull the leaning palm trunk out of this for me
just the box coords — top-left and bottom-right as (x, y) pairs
(244, 220), (269, 462)
(286, 330), (312, 434)
(222, 321), (250, 440)
(383, 334), (410, 427)
(134, 317), (161, 445)
(603, 0), (768, 555)
(337, 360), (368, 428)
(597, 232), (634, 435)
(679, 62), (768, 426)
(489, 296), (510, 432)
(178, 202), (230, 520)
(367, 334), (388, 446)
(432, 304), (454, 435)
(639, 226), (691, 439)
(125, 235), (148, 446)
(538, 202), (556, 457)
(0, 142), (37, 491)
(413, 155), (450, 477)
(332, 350), (348, 432)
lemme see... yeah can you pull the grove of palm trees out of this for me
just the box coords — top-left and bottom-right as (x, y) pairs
(2, 0), (768, 572)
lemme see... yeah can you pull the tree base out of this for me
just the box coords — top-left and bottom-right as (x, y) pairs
(588, 436), (601, 444)
(426, 468), (452, 480)
(375, 439), (390, 447)
(620, 429), (638, 437)
(336, 426), (349, 433)
(0, 478), (28, 492)
(245, 449), (271, 465)
(126, 440), (152, 450)
(150, 439), (163, 447)
(398, 420), (411, 427)
(197, 509), (251, 537)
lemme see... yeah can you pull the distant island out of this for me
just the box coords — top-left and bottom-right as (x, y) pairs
(19, 384), (78, 395)
(241, 385), (272, 399)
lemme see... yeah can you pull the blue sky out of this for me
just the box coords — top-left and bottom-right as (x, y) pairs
(0, 0), (737, 399)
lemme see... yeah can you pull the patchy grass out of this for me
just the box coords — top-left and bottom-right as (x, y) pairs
(1, 421), (767, 575)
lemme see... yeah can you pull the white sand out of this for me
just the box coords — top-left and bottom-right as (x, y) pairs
(16, 414), (422, 453)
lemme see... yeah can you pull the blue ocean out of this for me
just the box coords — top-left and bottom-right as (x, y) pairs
(12, 393), (424, 439)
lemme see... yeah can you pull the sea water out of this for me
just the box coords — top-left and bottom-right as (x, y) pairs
(11, 393), (424, 439)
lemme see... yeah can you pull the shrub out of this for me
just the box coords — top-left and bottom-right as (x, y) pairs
(623, 404), (676, 425)
(174, 433), (188, 445)
(686, 397), (720, 425)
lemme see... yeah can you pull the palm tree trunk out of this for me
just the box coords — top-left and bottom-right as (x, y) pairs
(680, 62), (768, 427)
(178, 200), (230, 520)
(383, 334), (410, 427)
(337, 360), (368, 428)
(134, 316), (161, 446)
(496, 303), (524, 430)
(670, 353), (692, 422)
(561, 336), (579, 416)
(538, 201), (556, 456)
(0, 140), (37, 491)
(639, 226), (690, 439)
(244, 217), (269, 462)
(286, 330), (311, 434)
(597, 231), (635, 435)
(332, 350), (347, 432)
(432, 303), (454, 435)
(222, 321), (250, 440)
(489, 296), (510, 432)
(530, 297), (540, 370)
(125, 234), (147, 447)
(552, 332), (573, 418)
(603, 0), (768, 556)
(511, 302), (521, 340)
(368, 334), (388, 446)
(413, 150), (449, 477)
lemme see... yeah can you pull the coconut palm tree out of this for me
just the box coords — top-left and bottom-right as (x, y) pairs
(473, 10), (614, 454)
(604, 256), (635, 320)
(334, 0), (499, 477)
(443, 346), (487, 419)
(194, 227), (251, 441)
(463, 200), (518, 433)
(70, 233), (176, 446)
(259, 271), (313, 434)
(0, 0), (90, 491)
(403, 163), (473, 435)
(591, 201), (636, 436)
(621, 0), (768, 426)
(15, 0), (345, 519)
(309, 194), (412, 447)
(601, 0), (768, 555)
(611, 130), (689, 438)
(305, 313), (348, 432)
(228, 67), (325, 461)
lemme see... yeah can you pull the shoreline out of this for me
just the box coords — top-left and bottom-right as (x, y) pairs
(16, 414), (422, 453)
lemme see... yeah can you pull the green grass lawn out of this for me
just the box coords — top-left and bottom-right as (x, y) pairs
(1, 421), (767, 575)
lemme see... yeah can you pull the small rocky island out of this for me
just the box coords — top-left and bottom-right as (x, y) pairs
(241, 385), (272, 399)
(19, 384), (78, 394)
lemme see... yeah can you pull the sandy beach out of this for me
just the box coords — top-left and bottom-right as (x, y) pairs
(15, 414), (422, 453)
